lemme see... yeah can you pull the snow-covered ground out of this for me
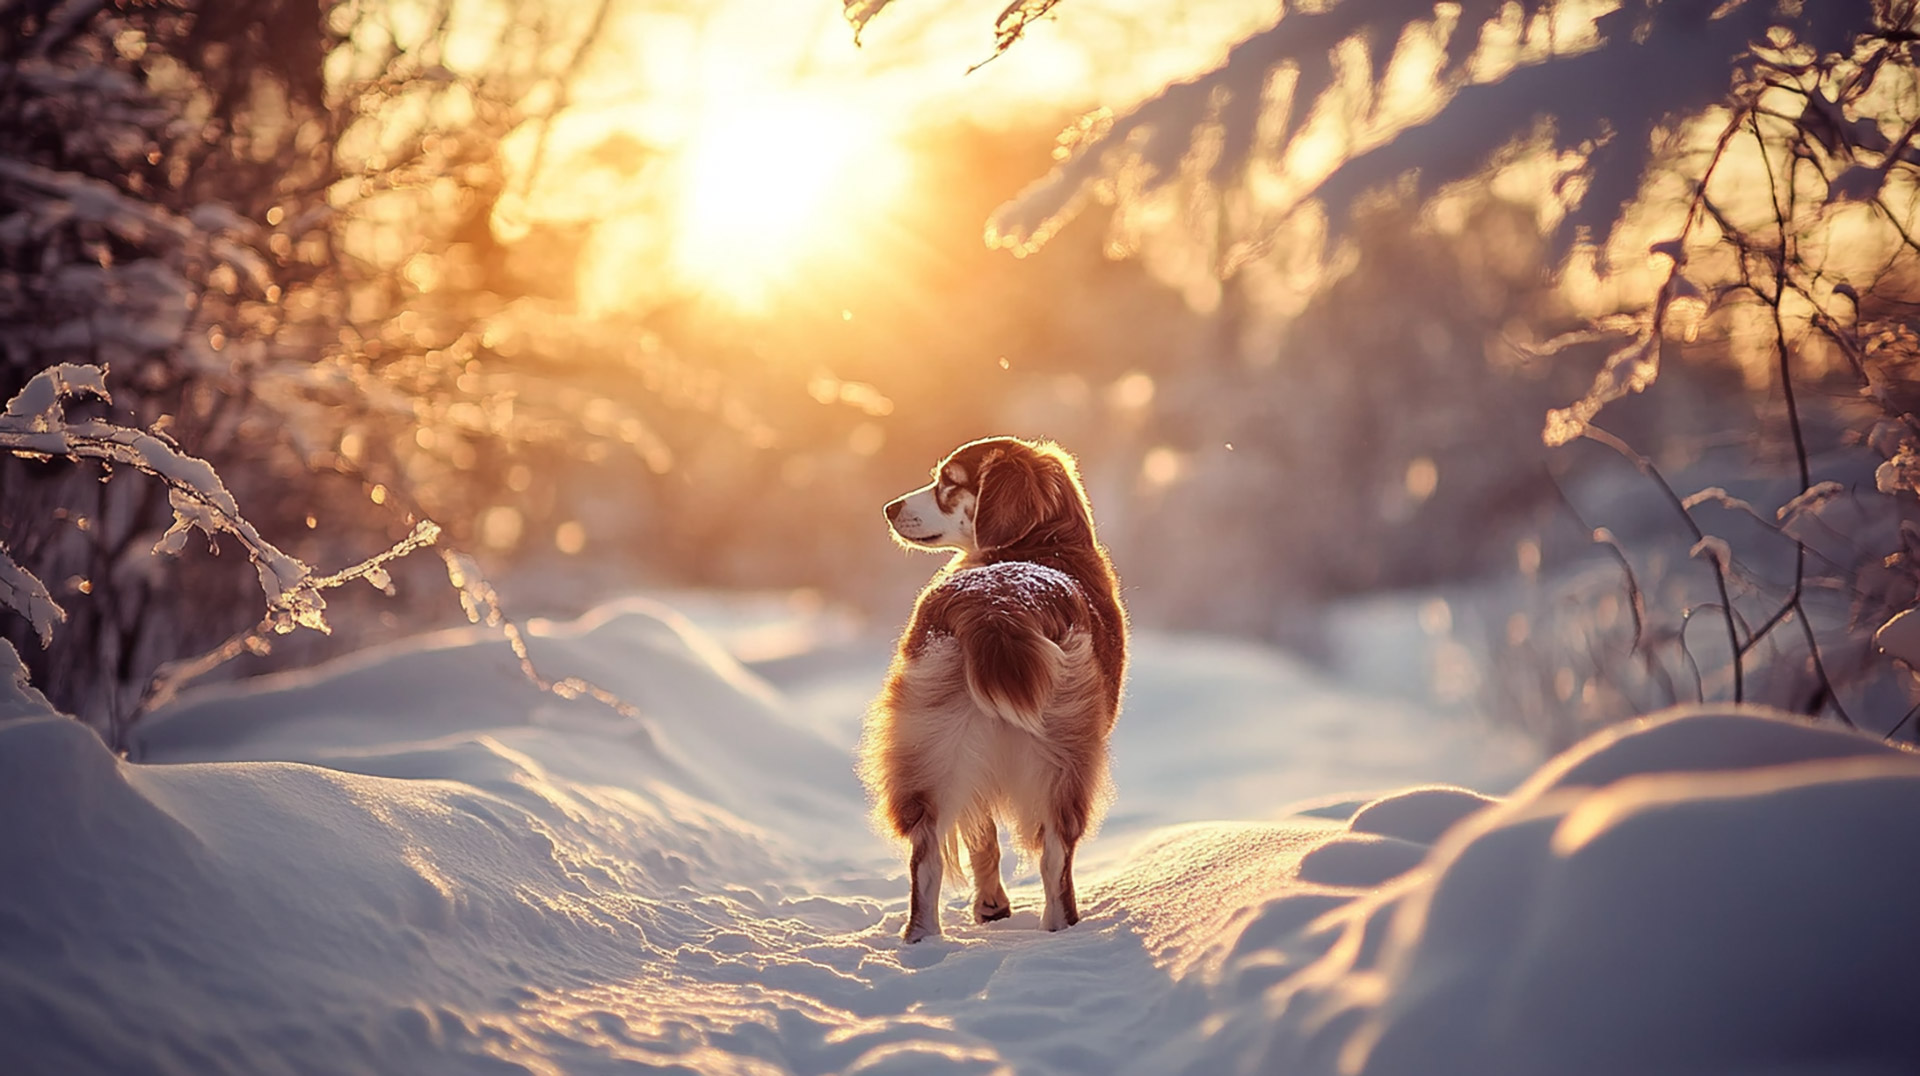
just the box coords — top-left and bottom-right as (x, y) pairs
(3, 594), (1918, 1074)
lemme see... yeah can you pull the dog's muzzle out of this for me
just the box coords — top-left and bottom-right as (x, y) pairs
(885, 497), (940, 543)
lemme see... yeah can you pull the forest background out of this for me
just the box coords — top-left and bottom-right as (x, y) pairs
(6, 0), (1919, 756)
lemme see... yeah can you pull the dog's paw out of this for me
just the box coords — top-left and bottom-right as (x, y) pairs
(974, 898), (1011, 923)
(1039, 906), (1080, 932)
(901, 922), (941, 944)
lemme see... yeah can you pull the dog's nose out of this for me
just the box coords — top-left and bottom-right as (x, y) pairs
(885, 499), (905, 522)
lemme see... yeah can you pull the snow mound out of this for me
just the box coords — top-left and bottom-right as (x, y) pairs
(1155, 707), (1920, 1075)
(135, 596), (861, 841)
(1294, 833), (1428, 888)
(0, 711), (825, 1074)
(1514, 704), (1907, 795)
(1348, 785), (1497, 845)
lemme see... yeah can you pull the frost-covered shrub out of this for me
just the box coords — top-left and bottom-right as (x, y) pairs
(0, 1), (322, 730)
(0, 364), (444, 747)
(0, 1), (670, 737)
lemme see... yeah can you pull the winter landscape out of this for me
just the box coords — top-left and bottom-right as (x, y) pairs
(9, 591), (1919, 1075)
(8, 1), (1920, 1073)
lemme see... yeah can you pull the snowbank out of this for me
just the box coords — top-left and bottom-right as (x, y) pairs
(1143, 709), (1920, 1076)
(3, 597), (1915, 1074)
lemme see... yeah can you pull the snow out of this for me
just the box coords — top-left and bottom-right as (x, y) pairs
(4, 593), (1918, 1074)
(0, 548), (64, 648)
(1169, 710), (1920, 1075)
(943, 562), (1081, 606)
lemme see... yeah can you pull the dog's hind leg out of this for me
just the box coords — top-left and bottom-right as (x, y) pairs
(963, 807), (1010, 922)
(1038, 777), (1090, 932)
(895, 793), (944, 943)
(1037, 824), (1079, 931)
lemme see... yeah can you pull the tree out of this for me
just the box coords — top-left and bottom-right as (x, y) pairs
(0, 0), (674, 744)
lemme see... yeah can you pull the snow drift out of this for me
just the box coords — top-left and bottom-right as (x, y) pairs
(1154, 712), (1920, 1076)
(2, 597), (1915, 1075)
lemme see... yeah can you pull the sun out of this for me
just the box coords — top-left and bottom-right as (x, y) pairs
(672, 94), (909, 309)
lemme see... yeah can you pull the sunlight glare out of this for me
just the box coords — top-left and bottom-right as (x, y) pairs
(673, 95), (908, 309)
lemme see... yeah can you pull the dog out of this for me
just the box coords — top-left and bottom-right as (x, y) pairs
(860, 436), (1127, 943)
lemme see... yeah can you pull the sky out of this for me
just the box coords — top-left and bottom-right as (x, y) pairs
(482, 0), (1288, 311)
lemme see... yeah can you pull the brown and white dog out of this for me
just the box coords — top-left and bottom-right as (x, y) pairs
(860, 437), (1127, 943)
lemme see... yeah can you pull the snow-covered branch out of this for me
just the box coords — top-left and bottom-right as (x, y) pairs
(0, 362), (642, 730)
(439, 550), (649, 726)
(5, 364), (325, 634)
(1, 364), (447, 715)
(972, 2), (1873, 259)
(0, 546), (63, 649)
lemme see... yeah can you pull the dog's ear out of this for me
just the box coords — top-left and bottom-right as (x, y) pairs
(975, 448), (1064, 551)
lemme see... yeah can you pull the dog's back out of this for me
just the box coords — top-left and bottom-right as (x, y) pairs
(865, 561), (1117, 853)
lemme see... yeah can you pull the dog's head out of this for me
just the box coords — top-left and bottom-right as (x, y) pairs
(884, 437), (1091, 556)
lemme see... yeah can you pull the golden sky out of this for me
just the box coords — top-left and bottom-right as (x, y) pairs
(482, 1), (1285, 310)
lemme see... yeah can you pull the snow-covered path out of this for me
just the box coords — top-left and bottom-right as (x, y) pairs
(5, 596), (1918, 1074)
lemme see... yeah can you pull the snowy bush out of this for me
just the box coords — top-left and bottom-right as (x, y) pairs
(0, 1), (673, 740)
(0, 363), (444, 747)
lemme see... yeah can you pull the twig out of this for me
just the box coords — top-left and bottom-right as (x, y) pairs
(1544, 469), (1681, 710)
(1676, 609), (1707, 704)
(1755, 129), (1854, 727)
(512, 0), (614, 202)
(1887, 699), (1920, 742)
(1590, 527), (1647, 654)
(1737, 592), (1799, 659)
(1795, 607), (1855, 727)
(437, 549), (659, 744)
(1581, 425), (1745, 702)
(133, 519), (444, 723)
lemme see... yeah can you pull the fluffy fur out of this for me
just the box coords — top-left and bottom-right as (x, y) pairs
(860, 437), (1127, 943)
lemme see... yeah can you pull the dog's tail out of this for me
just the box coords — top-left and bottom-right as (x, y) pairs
(951, 606), (1064, 736)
